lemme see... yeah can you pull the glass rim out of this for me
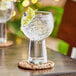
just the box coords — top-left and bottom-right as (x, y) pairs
(35, 11), (52, 14)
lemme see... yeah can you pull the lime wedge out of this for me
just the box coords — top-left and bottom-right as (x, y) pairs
(21, 7), (35, 26)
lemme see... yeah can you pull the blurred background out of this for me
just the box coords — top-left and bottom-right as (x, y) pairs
(6, 0), (76, 58)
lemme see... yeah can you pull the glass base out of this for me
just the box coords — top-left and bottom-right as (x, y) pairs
(28, 40), (47, 64)
(28, 57), (47, 64)
(0, 38), (7, 43)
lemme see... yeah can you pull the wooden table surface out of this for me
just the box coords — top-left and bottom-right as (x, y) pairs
(0, 38), (76, 76)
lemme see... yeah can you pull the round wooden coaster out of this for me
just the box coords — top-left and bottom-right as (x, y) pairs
(0, 41), (13, 48)
(18, 60), (55, 70)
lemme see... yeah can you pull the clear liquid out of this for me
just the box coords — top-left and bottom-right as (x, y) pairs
(21, 14), (54, 41)
(0, 9), (12, 23)
(0, 2), (14, 23)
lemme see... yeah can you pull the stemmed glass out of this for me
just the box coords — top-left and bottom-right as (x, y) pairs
(0, 1), (14, 43)
(21, 11), (54, 64)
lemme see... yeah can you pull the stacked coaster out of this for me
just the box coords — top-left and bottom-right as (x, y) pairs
(18, 60), (55, 70)
(0, 41), (13, 48)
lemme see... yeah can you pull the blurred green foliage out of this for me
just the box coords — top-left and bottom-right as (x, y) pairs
(58, 39), (69, 55)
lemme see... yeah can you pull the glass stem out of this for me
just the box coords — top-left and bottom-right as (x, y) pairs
(0, 23), (7, 43)
(28, 40), (47, 64)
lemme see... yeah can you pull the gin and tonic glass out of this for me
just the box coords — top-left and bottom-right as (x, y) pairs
(21, 11), (54, 64)
(0, 1), (14, 43)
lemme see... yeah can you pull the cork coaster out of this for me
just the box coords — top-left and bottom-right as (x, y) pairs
(18, 60), (55, 70)
(0, 41), (13, 48)
(20, 67), (54, 75)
